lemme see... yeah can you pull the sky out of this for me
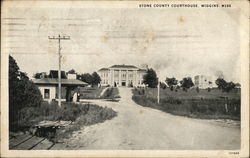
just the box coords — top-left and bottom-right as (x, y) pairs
(2, 1), (241, 83)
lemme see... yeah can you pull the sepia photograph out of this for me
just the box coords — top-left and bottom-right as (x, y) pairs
(1, 0), (249, 157)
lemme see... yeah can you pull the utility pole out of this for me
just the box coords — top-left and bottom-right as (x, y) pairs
(157, 70), (160, 104)
(48, 35), (70, 107)
(157, 80), (160, 104)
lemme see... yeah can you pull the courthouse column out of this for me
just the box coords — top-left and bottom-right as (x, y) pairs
(126, 70), (129, 86)
(112, 70), (114, 87)
(119, 69), (121, 87)
(108, 70), (112, 85)
(134, 70), (137, 87)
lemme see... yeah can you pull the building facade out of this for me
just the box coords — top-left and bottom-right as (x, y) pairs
(194, 75), (213, 89)
(98, 65), (147, 87)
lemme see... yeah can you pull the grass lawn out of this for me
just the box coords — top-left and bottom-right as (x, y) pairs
(144, 87), (240, 100)
(79, 86), (106, 99)
(133, 87), (240, 120)
(80, 87), (120, 100)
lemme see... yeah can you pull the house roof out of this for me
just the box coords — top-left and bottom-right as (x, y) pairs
(109, 64), (138, 69)
(33, 78), (88, 86)
(98, 68), (109, 71)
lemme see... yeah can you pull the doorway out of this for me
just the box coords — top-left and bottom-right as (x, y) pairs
(122, 81), (126, 86)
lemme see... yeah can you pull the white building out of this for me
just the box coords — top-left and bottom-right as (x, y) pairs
(98, 65), (147, 87)
(33, 70), (87, 102)
(194, 75), (214, 89)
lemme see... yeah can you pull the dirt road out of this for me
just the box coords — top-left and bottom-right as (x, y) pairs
(52, 88), (240, 150)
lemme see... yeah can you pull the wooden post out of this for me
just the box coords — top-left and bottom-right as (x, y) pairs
(157, 81), (160, 104)
(48, 35), (70, 107)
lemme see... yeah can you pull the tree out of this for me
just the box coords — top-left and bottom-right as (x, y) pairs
(33, 72), (48, 79)
(224, 81), (235, 92)
(68, 69), (76, 74)
(17, 72), (43, 108)
(215, 78), (227, 90)
(165, 77), (178, 91)
(180, 77), (194, 91)
(143, 68), (158, 88)
(80, 73), (93, 84)
(9, 56), (20, 126)
(92, 72), (101, 86)
(33, 72), (42, 79)
(215, 78), (236, 92)
(9, 56), (42, 129)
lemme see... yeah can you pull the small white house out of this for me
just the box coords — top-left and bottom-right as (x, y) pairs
(33, 78), (88, 102)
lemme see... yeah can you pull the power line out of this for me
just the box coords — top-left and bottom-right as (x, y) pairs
(48, 34), (70, 107)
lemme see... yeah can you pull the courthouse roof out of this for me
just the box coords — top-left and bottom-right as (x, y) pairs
(33, 78), (88, 86)
(138, 68), (147, 72)
(98, 68), (109, 71)
(109, 64), (138, 69)
(98, 65), (148, 71)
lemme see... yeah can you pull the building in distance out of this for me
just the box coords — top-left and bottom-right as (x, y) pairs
(194, 75), (214, 89)
(98, 64), (147, 87)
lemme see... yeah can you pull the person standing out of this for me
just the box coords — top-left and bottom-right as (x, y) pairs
(73, 91), (77, 103)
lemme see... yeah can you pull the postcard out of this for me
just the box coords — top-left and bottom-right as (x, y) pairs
(1, 0), (249, 157)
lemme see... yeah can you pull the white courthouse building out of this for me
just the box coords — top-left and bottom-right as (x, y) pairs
(98, 65), (147, 87)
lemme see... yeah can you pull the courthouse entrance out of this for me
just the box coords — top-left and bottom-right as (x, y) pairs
(121, 81), (126, 86)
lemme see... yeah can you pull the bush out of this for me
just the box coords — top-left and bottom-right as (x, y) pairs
(170, 86), (174, 91)
(207, 88), (211, 92)
(133, 88), (145, 96)
(196, 87), (199, 93)
(160, 83), (167, 89)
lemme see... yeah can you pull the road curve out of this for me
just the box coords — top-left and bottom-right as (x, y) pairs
(52, 88), (240, 150)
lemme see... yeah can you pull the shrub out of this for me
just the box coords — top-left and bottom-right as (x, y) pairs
(196, 87), (199, 93)
(170, 86), (174, 91)
(207, 88), (211, 92)
(160, 82), (167, 89)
